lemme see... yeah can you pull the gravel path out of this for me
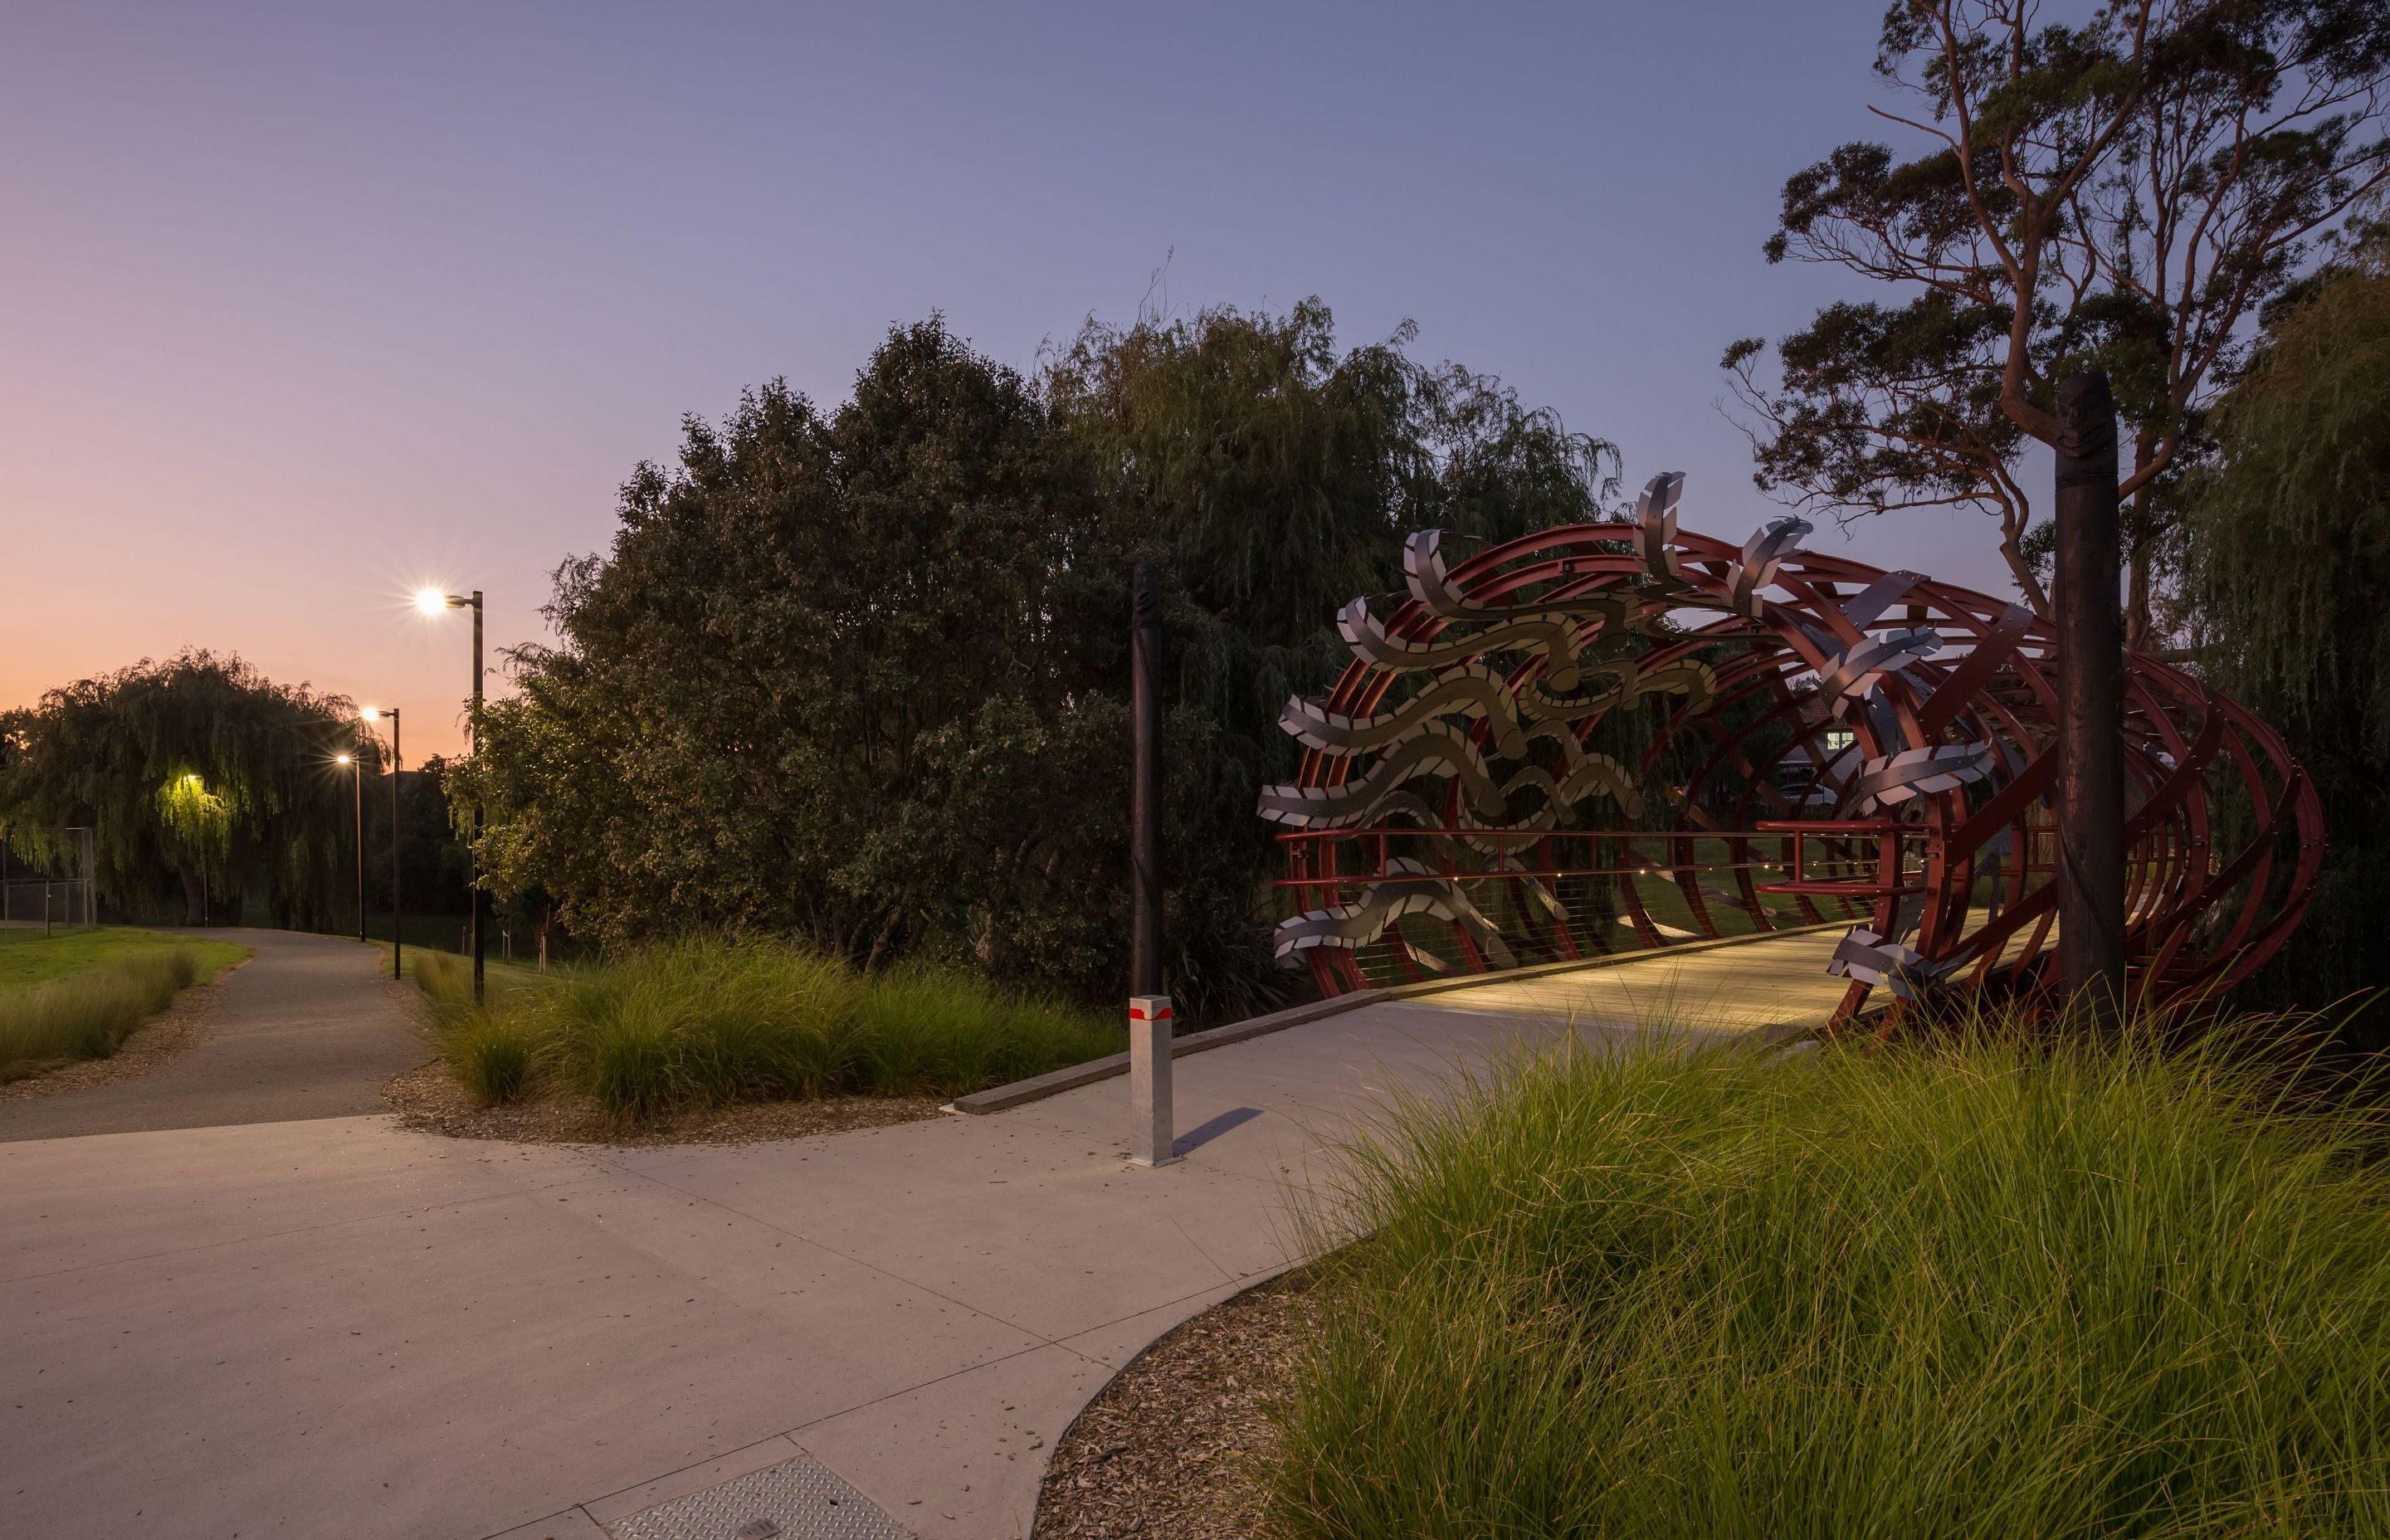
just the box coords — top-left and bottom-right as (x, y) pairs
(0, 928), (430, 1142)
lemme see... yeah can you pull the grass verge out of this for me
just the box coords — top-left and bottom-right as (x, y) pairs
(0, 925), (246, 990)
(413, 938), (1120, 1120)
(0, 933), (246, 1080)
(1272, 1016), (2390, 1538)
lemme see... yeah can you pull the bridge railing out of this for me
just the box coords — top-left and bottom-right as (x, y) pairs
(1274, 823), (1957, 994)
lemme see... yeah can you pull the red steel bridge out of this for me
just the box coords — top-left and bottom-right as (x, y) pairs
(1258, 474), (2322, 1028)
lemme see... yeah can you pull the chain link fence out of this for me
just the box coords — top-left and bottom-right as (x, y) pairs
(0, 827), (98, 935)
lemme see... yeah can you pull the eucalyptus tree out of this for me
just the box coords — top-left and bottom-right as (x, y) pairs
(0, 651), (356, 925)
(1724, 0), (2390, 639)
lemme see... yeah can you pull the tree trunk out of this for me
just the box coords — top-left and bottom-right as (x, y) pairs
(2124, 542), (2152, 652)
(2000, 525), (2053, 616)
(2123, 431), (2159, 651)
(179, 866), (204, 926)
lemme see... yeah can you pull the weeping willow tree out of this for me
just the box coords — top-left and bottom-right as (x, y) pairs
(1046, 297), (1621, 783)
(0, 651), (358, 926)
(2184, 236), (2390, 1007)
(1043, 300), (1623, 1001)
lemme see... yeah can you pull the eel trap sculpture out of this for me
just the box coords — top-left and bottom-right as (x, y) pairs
(1259, 474), (2322, 1026)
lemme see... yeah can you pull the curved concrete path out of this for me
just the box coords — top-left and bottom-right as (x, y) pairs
(0, 928), (429, 1143)
(0, 927), (1845, 1540)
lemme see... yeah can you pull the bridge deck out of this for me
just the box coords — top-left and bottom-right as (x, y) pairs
(1378, 906), (2057, 1036)
(1389, 924), (1854, 1035)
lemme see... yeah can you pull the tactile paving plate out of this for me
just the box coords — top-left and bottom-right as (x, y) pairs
(607, 1453), (910, 1540)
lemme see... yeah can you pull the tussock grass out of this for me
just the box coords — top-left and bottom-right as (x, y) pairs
(0, 948), (200, 1079)
(416, 937), (1118, 1118)
(1272, 1013), (2390, 1538)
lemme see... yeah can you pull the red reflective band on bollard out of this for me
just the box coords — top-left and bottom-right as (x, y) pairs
(1128, 993), (1176, 1166)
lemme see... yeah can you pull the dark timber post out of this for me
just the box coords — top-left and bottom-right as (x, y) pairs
(353, 749), (365, 943)
(471, 589), (485, 1006)
(2054, 372), (2127, 1021)
(389, 709), (403, 982)
(1130, 562), (1164, 997)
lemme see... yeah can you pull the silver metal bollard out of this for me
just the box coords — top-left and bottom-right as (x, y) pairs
(1129, 994), (1176, 1167)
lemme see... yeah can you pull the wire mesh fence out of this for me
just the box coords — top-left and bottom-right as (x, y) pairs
(0, 827), (99, 936)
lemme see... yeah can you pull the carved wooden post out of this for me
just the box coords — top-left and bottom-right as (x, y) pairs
(2054, 372), (2127, 1021)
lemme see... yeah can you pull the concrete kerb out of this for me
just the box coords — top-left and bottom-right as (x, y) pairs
(949, 919), (1850, 1114)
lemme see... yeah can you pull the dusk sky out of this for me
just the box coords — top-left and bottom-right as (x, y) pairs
(2, 2), (2029, 758)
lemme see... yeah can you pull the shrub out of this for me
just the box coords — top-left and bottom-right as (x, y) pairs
(1271, 1016), (2390, 1538)
(0, 948), (199, 1078)
(420, 935), (1117, 1121)
(587, 1012), (680, 1118)
(412, 950), (474, 1009)
(449, 1019), (536, 1105)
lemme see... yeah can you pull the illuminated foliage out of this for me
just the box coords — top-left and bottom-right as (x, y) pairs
(0, 651), (356, 926)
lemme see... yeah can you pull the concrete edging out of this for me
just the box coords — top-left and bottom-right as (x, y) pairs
(949, 919), (1848, 1114)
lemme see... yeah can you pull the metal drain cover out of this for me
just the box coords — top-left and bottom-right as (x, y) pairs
(607, 1453), (909, 1540)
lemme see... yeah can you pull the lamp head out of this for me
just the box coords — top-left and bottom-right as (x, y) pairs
(335, 753), (352, 766)
(415, 588), (471, 615)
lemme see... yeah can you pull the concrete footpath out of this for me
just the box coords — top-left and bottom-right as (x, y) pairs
(0, 928), (1845, 1540)
(0, 928), (428, 1142)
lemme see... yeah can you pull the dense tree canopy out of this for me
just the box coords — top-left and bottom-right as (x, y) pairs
(0, 651), (357, 926)
(1724, 0), (2390, 636)
(2183, 232), (2390, 1006)
(456, 305), (1618, 1016)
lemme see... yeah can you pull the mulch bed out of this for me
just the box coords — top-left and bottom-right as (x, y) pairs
(1035, 1270), (1320, 1540)
(382, 1060), (945, 1146)
(0, 959), (249, 1103)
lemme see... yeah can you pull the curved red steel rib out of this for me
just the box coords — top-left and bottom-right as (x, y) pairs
(1261, 489), (2323, 1027)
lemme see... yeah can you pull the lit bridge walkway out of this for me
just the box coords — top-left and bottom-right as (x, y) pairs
(1378, 923), (1853, 1036)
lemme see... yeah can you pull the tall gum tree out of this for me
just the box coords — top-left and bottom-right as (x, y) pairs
(1724, 0), (2390, 641)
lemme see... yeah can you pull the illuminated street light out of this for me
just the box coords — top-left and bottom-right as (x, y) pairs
(417, 590), (486, 1003)
(335, 753), (363, 942)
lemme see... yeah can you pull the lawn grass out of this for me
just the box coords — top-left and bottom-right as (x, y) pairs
(368, 938), (552, 999)
(412, 937), (1121, 1120)
(0, 926), (248, 991)
(1271, 1009), (2390, 1538)
(0, 930), (250, 1080)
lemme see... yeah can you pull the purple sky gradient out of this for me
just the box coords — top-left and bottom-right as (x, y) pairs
(4, 2), (2030, 758)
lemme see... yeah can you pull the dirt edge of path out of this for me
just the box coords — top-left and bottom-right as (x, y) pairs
(1033, 1270), (1319, 1540)
(383, 1060), (946, 1147)
(0, 954), (255, 1105)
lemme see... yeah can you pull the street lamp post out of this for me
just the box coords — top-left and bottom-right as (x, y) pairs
(337, 752), (363, 943)
(362, 707), (401, 981)
(417, 589), (486, 1004)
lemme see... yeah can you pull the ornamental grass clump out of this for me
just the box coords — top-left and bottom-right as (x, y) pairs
(423, 935), (1116, 1118)
(0, 948), (198, 1079)
(1272, 1012), (2390, 1538)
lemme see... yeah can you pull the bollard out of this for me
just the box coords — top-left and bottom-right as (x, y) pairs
(1129, 994), (1176, 1167)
